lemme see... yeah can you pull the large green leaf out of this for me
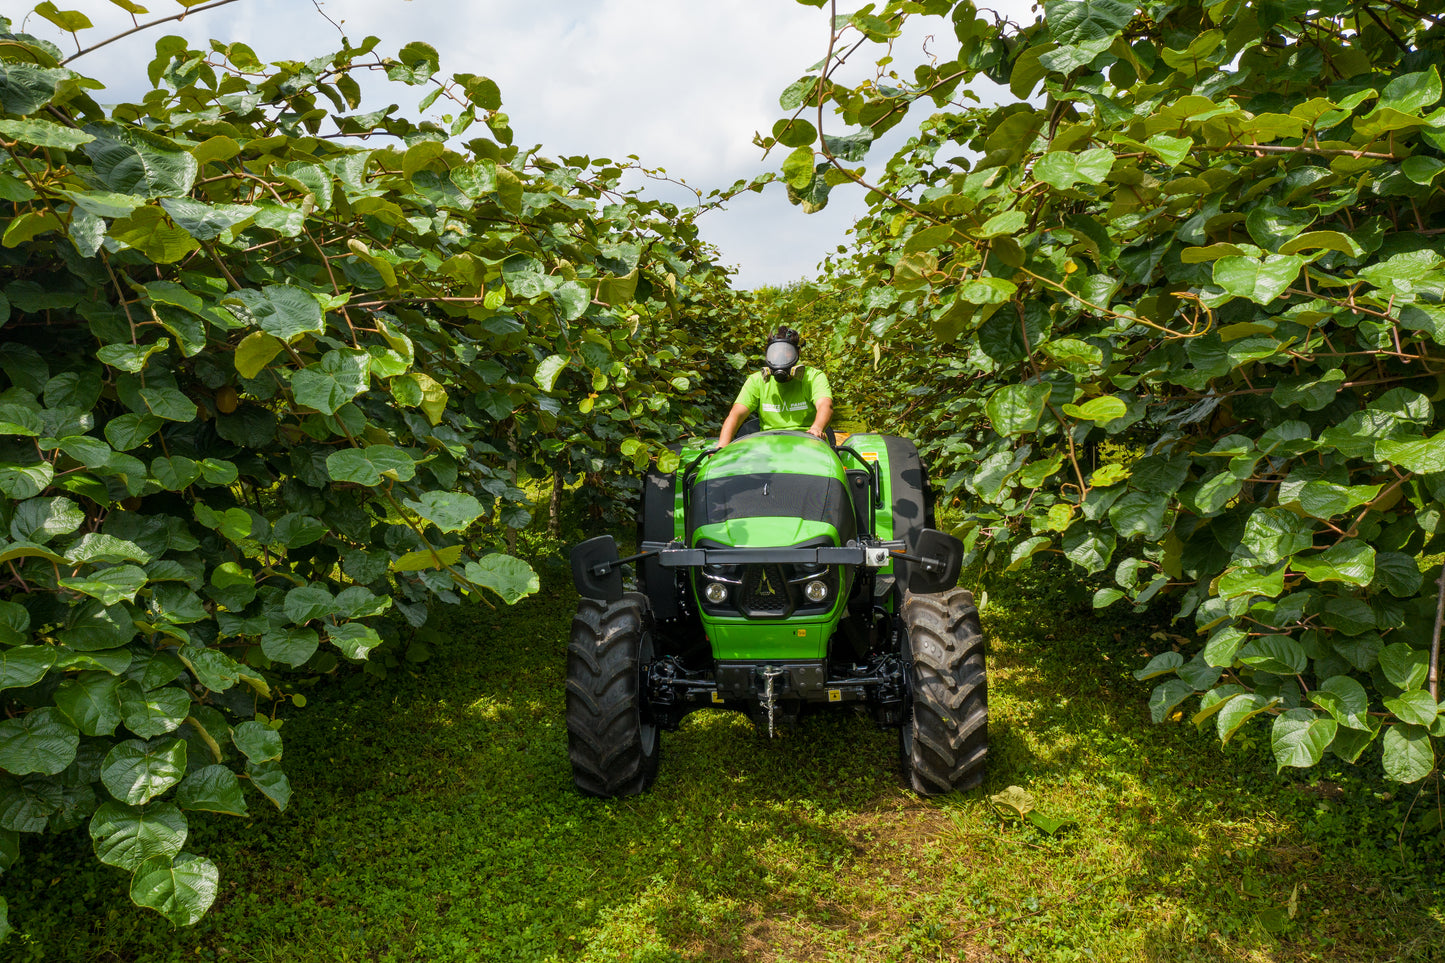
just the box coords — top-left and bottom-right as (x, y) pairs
(1217, 565), (1285, 601)
(0, 708), (79, 776)
(534, 354), (568, 392)
(231, 721), (282, 764)
(0, 459), (53, 499)
(1311, 675), (1372, 731)
(1384, 690), (1439, 727)
(89, 801), (187, 872)
(1380, 643), (1430, 692)
(247, 760), (291, 811)
(1330, 725), (1377, 765)
(158, 197), (257, 241)
(0, 647), (57, 692)
(60, 564), (148, 606)
(284, 584), (336, 623)
(1213, 255), (1305, 304)
(104, 413), (162, 451)
(10, 495), (83, 543)
(0, 774), (62, 833)
(1148, 679), (1194, 722)
(0, 601), (29, 646)
(985, 383), (1053, 436)
(34, 3), (93, 31)
(270, 514), (326, 550)
(404, 491), (485, 533)
(260, 628), (319, 667)
(1134, 651), (1183, 681)
(151, 455), (200, 491)
(502, 255), (546, 298)
(1373, 552), (1424, 598)
(1217, 693), (1280, 742)
(462, 554), (540, 604)
(233, 331), (285, 379)
(118, 684), (191, 739)
(1379, 66), (1441, 114)
(327, 622), (384, 659)
(1237, 634), (1307, 675)
(1290, 540), (1375, 587)
(1061, 395), (1127, 424)
(291, 350), (370, 415)
(1296, 481), (1381, 520)
(1271, 708), (1337, 771)
(223, 285), (325, 342)
(1062, 525), (1115, 574)
(54, 672), (124, 736)
(82, 122), (198, 198)
(175, 765), (247, 817)
(101, 739), (187, 806)
(392, 545), (462, 572)
(1382, 724), (1434, 783)
(1107, 491), (1169, 541)
(0, 63), (71, 115)
(1043, 0), (1134, 70)
(1375, 431), (1445, 474)
(325, 446), (417, 486)
(1240, 508), (1314, 565)
(1202, 626), (1248, 667)
(129, 852), (218, 926)
(1033, 148), (1115, 189)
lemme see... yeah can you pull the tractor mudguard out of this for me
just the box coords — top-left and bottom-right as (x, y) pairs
(638, 461), (679, 619)
(842, 434), (934, 590)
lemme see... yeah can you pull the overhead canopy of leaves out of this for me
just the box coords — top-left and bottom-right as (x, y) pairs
(0, 5), (745, 930)
(770, 0), (1445, 781)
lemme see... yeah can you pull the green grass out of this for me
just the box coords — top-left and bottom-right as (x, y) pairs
(9, 554), (1445, 962)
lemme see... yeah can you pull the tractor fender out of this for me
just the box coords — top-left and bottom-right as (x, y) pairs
(638, 447), (681, 619)
(842, 434), (935, 587)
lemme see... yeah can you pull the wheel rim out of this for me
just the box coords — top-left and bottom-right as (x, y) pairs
(638, 629), (658, 755)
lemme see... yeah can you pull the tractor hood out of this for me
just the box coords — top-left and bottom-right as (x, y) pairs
(687, 432), (854, 547)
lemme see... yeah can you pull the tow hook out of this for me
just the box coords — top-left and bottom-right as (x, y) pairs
(761, 666), (786, 738)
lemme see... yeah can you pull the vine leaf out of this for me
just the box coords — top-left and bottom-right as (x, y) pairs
(128, 852), (218, 926)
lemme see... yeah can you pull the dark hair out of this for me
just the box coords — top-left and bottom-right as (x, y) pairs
(769, 326), (800, 347)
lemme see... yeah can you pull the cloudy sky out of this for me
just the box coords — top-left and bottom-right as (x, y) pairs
(18, 0), (1032, 288)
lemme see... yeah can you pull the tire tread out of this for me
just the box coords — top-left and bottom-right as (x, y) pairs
(901, 587), (989, 795)
(566, 593), (660, 797)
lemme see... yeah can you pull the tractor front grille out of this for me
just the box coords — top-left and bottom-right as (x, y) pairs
(692, 537), (842, 619)
(740, 564), (790, 615)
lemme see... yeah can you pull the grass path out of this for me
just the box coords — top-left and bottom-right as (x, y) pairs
(12, 561), (1445, 961)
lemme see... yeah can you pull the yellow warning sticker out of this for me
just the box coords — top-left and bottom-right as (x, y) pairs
(827, 689), (842, 702)
(795, 628), (807, 637)
(861, 451), (878, 462)
(712, 691), (725, 703)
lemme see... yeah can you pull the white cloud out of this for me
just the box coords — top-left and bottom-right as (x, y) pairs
(18, 0), (1033, 287)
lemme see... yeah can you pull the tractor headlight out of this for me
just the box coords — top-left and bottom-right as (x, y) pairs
(704, 581), (729, 604)
(804, 580), (829, 603)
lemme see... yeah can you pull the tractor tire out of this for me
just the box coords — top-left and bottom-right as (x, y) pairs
(566, 592), (661, 797)
(899, 588), (988, 795)
(637, 463), (680, 619)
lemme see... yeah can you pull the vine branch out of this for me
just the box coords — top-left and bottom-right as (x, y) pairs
(60, 0), (245, 65)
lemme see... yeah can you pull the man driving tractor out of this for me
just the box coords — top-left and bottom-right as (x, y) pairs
(717, 326), (834, 446)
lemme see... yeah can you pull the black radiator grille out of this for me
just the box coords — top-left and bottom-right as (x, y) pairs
(741, 564), (789, 614)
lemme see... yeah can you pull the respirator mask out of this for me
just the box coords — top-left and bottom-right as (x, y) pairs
(762, 338), (800, 383)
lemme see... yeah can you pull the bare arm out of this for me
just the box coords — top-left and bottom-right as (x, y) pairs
(807, 397), (834, 439)
(718, 403), (751, 447)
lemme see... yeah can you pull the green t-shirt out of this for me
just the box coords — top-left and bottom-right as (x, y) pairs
(734, 367), (833, 430)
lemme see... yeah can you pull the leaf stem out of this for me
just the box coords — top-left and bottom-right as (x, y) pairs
(1431, 568), (1444, 703)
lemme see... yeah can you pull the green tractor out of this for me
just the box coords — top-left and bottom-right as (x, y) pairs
(567, 430), (987, 797)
